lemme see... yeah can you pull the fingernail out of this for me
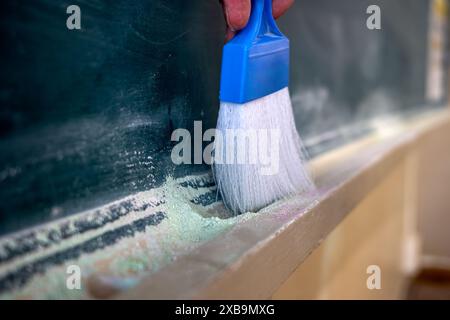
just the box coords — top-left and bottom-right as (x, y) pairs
(224, 6), (237, 32)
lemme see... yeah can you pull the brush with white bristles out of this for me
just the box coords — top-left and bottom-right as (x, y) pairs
(213, 0), (314, 214)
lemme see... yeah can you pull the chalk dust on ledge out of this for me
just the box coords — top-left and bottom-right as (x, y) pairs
(0, 174), (260, 299)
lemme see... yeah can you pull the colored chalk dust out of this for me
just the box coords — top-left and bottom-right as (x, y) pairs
(0, 174), (259, 299)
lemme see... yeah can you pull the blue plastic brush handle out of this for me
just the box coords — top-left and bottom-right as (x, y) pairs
(219, 0), (290, 104)
(232, 0), (283, 43)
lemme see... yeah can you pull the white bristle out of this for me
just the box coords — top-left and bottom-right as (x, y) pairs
(213, 87), (315, 214)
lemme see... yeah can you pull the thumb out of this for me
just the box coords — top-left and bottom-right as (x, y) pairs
(221, 0), (251, 32)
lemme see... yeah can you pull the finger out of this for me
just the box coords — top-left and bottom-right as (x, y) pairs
(272, 0), (294, 19)
(225, 27), (236, 42)
(221, 0), (251, 31)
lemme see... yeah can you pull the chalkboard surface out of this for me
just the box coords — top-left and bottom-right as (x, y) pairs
(0, 0), (445, 235)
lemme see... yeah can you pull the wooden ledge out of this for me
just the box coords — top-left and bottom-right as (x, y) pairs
(120, 109), (450, 299)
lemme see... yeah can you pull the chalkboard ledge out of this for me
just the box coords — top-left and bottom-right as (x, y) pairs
(119, 108), (450, 299)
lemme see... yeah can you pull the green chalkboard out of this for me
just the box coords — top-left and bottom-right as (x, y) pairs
(0, 0), (446, 235)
